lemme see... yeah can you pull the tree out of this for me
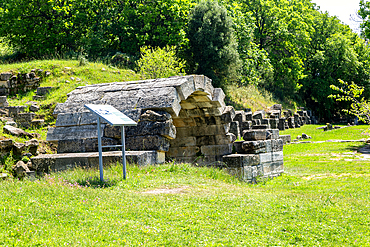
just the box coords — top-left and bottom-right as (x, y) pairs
(330, 80), (370, 124)
(186, 0), (240, 88)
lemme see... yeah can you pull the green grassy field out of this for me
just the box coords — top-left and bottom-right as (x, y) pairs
(1, 125), (370, 246)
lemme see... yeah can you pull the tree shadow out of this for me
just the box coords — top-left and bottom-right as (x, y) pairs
(346, 142), (369, 154)
(77, 176), (119, 188)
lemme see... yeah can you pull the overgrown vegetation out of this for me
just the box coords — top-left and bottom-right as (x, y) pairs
(1, 125), (370, 245)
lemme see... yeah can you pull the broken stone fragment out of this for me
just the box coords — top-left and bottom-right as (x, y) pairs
(13, 160), (30, 178)
(3, 125), (35, 138)
(221, 106), (235, 124)
(25, 139), (39, 155)
(243, 130), (267, 141)
(241, 140), (272, 154)
(140, 110), (172, 122)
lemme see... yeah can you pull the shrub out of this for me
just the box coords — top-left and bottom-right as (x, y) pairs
(136, 46), (185, 79)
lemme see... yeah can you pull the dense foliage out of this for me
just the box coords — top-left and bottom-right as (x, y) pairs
(1, 0), (370, 121)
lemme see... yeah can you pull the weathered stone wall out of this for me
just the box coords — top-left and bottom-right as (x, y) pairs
(0, 70), (42, 96)
(47, 75), (235, 163)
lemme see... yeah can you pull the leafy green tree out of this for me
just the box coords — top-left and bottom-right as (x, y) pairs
(330, 80), (370, 124)
(186, 0), (240, 88)
(0, 0), (92, 56)
(300, 11), (370, 120)
(136, 46), (185, 79)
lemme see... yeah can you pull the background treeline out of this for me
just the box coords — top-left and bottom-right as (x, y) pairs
(1, 0), (370, 121)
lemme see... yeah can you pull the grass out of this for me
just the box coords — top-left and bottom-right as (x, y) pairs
(1, 125), (370, 246)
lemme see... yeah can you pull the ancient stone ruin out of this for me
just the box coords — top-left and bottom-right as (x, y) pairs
(46, 75), (286, 182)
(0, 70), (43, 96)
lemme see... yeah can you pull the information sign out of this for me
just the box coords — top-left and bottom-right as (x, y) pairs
(84, 104), (137, 181)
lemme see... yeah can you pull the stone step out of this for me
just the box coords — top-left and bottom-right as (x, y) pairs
(31, 150), (164, 174)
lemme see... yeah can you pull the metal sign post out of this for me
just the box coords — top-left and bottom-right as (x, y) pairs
(84, 104), (137, 182)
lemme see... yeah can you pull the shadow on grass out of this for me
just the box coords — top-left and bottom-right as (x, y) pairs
(76, 176), (119, 188)
(346, 142), (369, 153)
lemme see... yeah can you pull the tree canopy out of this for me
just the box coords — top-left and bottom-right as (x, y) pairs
(1, 0), (370, 121)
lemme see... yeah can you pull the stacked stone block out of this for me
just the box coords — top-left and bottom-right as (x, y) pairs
(223, 129), (284, 182)
(0, 71), (41, 96)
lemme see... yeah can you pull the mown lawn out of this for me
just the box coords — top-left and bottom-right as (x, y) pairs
(1, 125), (370, 246)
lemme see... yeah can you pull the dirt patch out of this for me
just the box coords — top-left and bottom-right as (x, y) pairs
(141, 186), (190, 195)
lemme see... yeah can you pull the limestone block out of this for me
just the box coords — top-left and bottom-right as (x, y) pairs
(172, 117), (197, 127)
(29, 104), (40, 112)
(0, 72), (12, 81)
(229, 121), (240, 140)
(270, 119), (279, 129)
(126, 135), (170, 152)
(245, 112), (253, 121)
(196, 134), (234, 146)
(25, 139), (39, 155)
(46, 125), (104, 141)
(242, 140), (271, 154)
(262, 162), (273, 176)
(167, 146), (200, 157)
(57, 139), (84, 153)
(259, 153), (272, 163)
(261, 119), (270, 125)
(170, 137), (196, 147)
(227, 167), (244, 180)
(272, 104), (282, 110)
(221, 106), (236, 124)
(105, 120), (176, 139)
(243, 129), (267, 141)
(240, 121), (252, 132)
(36, 87), (54, 96)
(8, 106), (26, 117)
(244, 165), (258, 182)
(212, 88), (226, 110)
(272, 161), (284, 174)
(272, 151), (284, 162)
(266, 129), (279, 140)
(271, 139), (284, 152)
(222, 154), (260, 167)
(55, 112), (83, 127)
(176, 124), (230, 137)
(179, 107), (223, 118)
(280, 135), (291, 144)
(194, 75), (214, 97)
(15, 112), (35, 122)
(31, 119), (44, 128)
(252, 125), (269, 130)
(278, 118), (286, 131)
(252, 111), (264, 120)
(0, 81), (7, 88)
(0, 96), (8, 107)
(233, 141), (244, 153)
(252, 119), (261, 126)
(234, 111), (246, 123)
(201, 144), (232, 156)
(194, 116), (221, 126)
(3, 125), (34, 138)
(83, 137), (120, 152)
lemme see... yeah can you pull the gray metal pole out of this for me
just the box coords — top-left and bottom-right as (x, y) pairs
(121, 125), (126, 179)
(97, 117), (104, 182)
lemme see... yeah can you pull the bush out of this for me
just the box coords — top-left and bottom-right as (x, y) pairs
(136, 46), (185, 79)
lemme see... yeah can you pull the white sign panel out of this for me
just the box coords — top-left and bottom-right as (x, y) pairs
(84, 104), (137, 126)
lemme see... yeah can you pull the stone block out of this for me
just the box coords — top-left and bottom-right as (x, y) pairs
(234, 111), (246, 123)
(212, 88), (226, 110)
(31, 119), (44, 128)
(272, 151), (284, 162)
(222, 154), (260, 167)
(240, 121), (252, 132)
(242, 140), (271, 154)
(252, 119), (261, 126)
(0, 96), (8, 107)
(8, 106), (26, 117)
(193, 116), (221, 126)
(0, 72), (12, 81)
(233, 141), (244, 153)
(252, 124), (269, 129)
(36, 87), (54, 96)
(243, 129), (267, 141)
(221, 106), (235, 124)
(245, 112), (252, 121)
(170, 136), (196, 147)
(229, 121), (240, 140)
(280, 135), (291, 144)
(196, 134), (234, 146)
(244, 165), (259, 182)
(172, 117), (197, 127)
(271, 139), (284, 152)
(126, 135), (170, 152)
(252, 111), (264, 120)
(201, 144), (232, 156)
(167, 146), (200, 158)
(266, 129), (279, 140)
(261, 119), (270, 125)
(270, 119), (279, 129)
(46, 125), (104, 141)
(259, 153), (272, 163)
(271, 104), (282, 110)
(176, 124), (229, 137)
